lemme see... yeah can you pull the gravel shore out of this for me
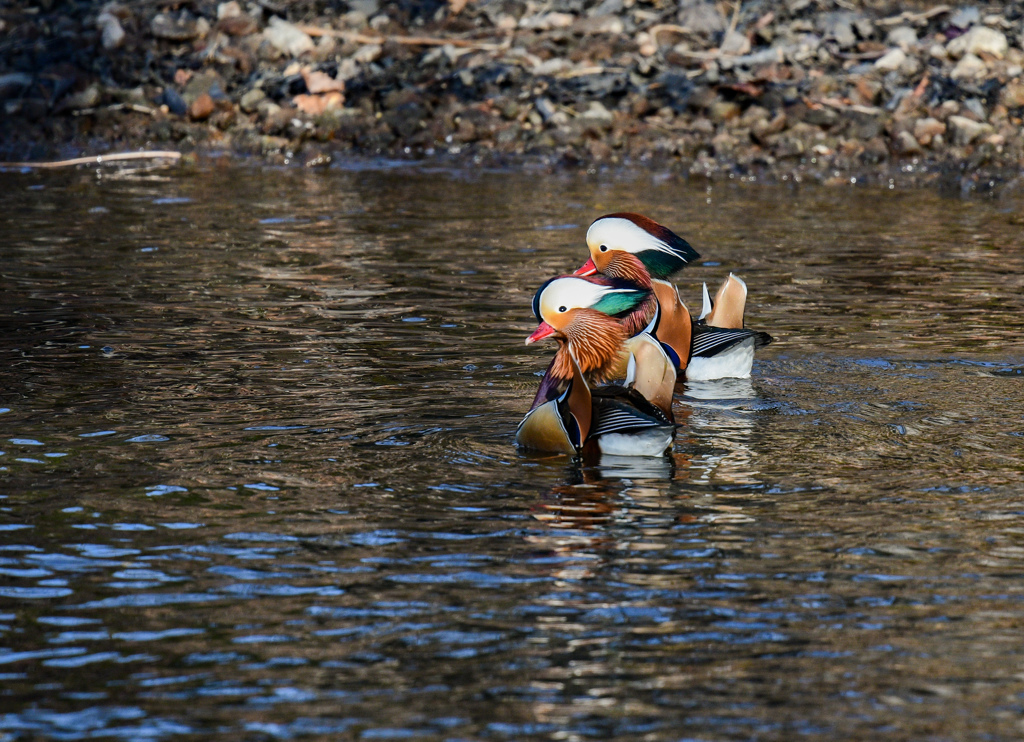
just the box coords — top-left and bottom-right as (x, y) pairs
(3, 1), (1024, 190)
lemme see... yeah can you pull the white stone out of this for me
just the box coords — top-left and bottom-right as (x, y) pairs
(874, 47), (906, 71)
(947, 26), (1008, 59)
(263, 16), (314, 57)
(217, 1), (241, 19)
(886, 26), (917, 49)
(97, 11), (125, 49)
(951, 53), (987, 79)
(580, 101), (613, 123)
(947, 115), (993, 146)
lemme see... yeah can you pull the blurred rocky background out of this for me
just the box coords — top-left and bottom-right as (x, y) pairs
(2, 0), (1023, 186)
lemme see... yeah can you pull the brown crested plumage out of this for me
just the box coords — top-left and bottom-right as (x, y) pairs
(603, 251), (652, 288)
(550, 308), (627, 384)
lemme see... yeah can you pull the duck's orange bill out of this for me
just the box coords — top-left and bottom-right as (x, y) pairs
(525, 322), (556, 344)
(573, 257), (598, 276)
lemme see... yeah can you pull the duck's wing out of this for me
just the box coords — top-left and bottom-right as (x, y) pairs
(623, 331), (676, 420)
(690, 323), (773, 360)
(650, 279), (692, 371)
(588, 385), (674, 439)
(516, 352), (591, 454)
(706, 273), (747, 329)
(698, 282), (712, 321)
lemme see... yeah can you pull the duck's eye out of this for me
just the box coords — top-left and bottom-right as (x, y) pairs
(558, 306), (567, 313)
(599, 244), (608, 252)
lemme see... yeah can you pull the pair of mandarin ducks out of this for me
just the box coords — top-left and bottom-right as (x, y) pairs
(517, 213), (773, 458)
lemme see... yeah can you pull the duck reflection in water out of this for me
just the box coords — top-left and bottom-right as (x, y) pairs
(682, 376), (763, 487)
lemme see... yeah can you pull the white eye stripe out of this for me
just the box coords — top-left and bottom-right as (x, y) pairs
(587, 218), (675, 256)
(538, 278), (632, 319)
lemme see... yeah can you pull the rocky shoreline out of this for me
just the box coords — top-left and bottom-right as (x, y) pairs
(3, 1), (1024, 191)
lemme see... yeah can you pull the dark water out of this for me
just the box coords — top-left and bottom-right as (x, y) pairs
(1, 162), (1023, 741)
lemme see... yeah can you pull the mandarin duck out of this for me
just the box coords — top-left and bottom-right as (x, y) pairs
(574, 213), (772, 381)
(516, 276), (676, 457)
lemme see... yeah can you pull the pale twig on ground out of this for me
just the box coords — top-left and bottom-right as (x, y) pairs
(2, 151), (182, 169)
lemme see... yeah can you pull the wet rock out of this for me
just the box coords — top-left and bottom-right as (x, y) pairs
(947, 114), (993, 145)
(914, 117), (945, 146)
(947, 26), (1008, 59)
(263, 16), (314, 57)
(151, 11), (201, 42)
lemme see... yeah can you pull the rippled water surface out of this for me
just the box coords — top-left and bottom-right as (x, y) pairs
(1, 163), (1023, 740)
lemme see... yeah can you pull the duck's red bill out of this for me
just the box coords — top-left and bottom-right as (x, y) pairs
(525, 322), (556, 344)
(573, 257), (598, 276)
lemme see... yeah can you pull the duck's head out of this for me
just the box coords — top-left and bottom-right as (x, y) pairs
(526, 276), (649, 344)
(574, 213), (700, 282)
(526, 276), (650, 380)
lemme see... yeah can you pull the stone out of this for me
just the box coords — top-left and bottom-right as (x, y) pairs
(821, 12), (857, 49)
(946, 26), (1008, 59)
(151, 12), (200, 41)
(96, 9), (125, 50)
(60, 84), (101, 110)
(580, 101), (614, 124)
(886, 26), (917, 49)
(678, 1), (725, 36)
(301, 67), (344, 94)
(183, 71), (225, 105)
(0, 73), (32, 100)
(874, 48), (906, 72)
(709, 100), (741, 122)
(949, 7), (980, 30)
(217, 2), (242, 19)
(157, 87), (187, 116)
(188, 92), (215, 120)
(895, 129), (922, 154)
(1000, 81), (1024, 108)
(519, 12), (574, 30)
(263, 16), (314, 57)
(720, 29), (751, 56)
(951, 53), (987, 80)
(947, 115), (993, 146)
(240, 88), (266, 113)
(217, 15), (258, 36)
(914, 117), (945, 146)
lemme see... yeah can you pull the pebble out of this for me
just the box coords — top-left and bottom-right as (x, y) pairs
(946, 26), (1008, 58)
(263, 16), (314, 57)
(947, 115), (994, 146)
(874, 48), (906, 71)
